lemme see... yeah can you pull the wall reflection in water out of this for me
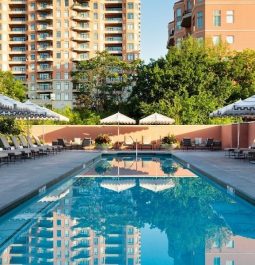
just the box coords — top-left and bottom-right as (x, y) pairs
(0, 156), (255, 265)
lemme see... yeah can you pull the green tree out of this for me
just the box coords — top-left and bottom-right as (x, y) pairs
(129, 37), (249, 124)
(72, 51), (139, 116)
(0, 71), (26, 100)
(0, 71), (27, 134)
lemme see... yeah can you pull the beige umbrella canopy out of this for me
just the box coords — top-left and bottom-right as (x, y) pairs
(139, 178), (175, 192)
(139, 113), (175, 125)
(100, 112), (136, 147)
(100, 179), (136, 193)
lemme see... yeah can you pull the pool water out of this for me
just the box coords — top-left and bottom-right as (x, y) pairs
(0, 154), (255, 265)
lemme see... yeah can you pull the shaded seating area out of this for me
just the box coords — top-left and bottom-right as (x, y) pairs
(0, 134), (64, 166)
(181, 138), (222, 151)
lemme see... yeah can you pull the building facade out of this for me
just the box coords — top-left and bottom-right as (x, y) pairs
(167, 0), (255, 50)
(0, 0), (140, 108)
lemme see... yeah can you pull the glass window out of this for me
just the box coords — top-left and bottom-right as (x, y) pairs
(176, 8), (182, 30)
(226, 35), (234, 44)
(226, 261), (234, 265)
(226, 240), (234, 248)
(128, 3), (134, 9)
(128, 13), (134, 19)
(197, 11), (203, 29)
(226, 10), (234, 23)
(213, 10), (221, 26)
(214, 257), (221, 265)
(213, 35), (220, 45)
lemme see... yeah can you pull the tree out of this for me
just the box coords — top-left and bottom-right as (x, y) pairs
(72, 51), (139, 116)
(128, 37), (252, 124)
(0, 71), (26, 101)
(0, 71), (27, 134)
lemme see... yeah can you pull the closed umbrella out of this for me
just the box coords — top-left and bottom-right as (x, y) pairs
(100, 112), (136, 148)
(139, 112), (175, 125)
(210, 96), (255, 148)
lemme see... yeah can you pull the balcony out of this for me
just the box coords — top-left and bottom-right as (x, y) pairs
(181, 11), (192, 28)
(72, 4), (90, 11)
(72, 36), (90, 42)
(37, 46), (53, 52)
(10, 29), (26, 35)
(37, 67), (53, 72)
(106, 47), (122, 54)
(37, 57), (53, 62)
(9, 19), (26, 25)
(37, 15), (53, 21)
(9, 59), (26, 65)
(72, 25), (90, 32)
(71, 15), (90, 21)
(37, 25), (53, 32)
(37, 36), (53, 42)
(105, 8), (122, 13)
(105, 27), (122, 33)
(10, 0), (26, 4)
(105, 0), (122, 2)
(72, 46), (90, 52)
(37, 78), (53, 83)
(9, 8), (26, 14)
(37, 5), (53, 11)
(105, 37), (122, 44)
(105, 18), (122, 24)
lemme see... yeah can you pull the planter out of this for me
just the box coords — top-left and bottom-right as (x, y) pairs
(95, 144), (110, 150)
(161, 143), (177, 150)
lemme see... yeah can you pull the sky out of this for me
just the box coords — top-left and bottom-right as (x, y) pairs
(141, 0), (175, 62)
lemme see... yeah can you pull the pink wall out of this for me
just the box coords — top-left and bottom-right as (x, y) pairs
(31, 124), (221, 146)
(31, 123), (255, 149)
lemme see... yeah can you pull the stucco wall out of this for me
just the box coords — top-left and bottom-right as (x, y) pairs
(31, 125), (222, 147)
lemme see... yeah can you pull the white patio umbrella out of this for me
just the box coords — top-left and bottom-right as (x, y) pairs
(210, 96), (255, 148)
(139, 112), (175, 125)
(100, 179), (136, 193)
(22, 100), (69, 142)
(100, 112), (136, 148)
(0, 94), (38, 118)
(139, 178), (175, 192)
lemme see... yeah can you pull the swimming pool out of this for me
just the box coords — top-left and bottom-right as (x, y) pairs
(0, 154), (255, 265)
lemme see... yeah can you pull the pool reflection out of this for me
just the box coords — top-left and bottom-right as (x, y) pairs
(1, 159), (255, 265)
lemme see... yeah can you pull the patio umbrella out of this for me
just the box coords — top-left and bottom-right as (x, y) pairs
(139, 112), (175, 125)
(139, 178), (175, 192)
(100, 179), (136, 193)
(0, 94), (38, 118)
(100, 112), (136, 148)
(210, 96), (255, 148)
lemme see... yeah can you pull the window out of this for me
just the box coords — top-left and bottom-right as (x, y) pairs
(127, 13), (134, 19)
(64, 73), (69, 79)
(226, 261), (234, 265)
(56, 52), (61, 59)
(176, 8), (182, 30)
(57, 220), (61, 226)
(94, 3), (98, 9)
(213, 257), (221, 265)
(226, 35), (234, 44)
(127, 3), (134, 9)
(57, 41), (61, 48)
(213, 35), (220, 45)
(57, 240), (61, 247)
(226, 240), (234, 248)
(127, 43), (134, 51)
(56, 31), (61, 38)
(213, 10), (221, 26)
(197, 11), (203, 29)
(127, 23), (134, 30)
(57, 230), (61, 237)
(56, 82), (61, 90)
(226, 10), (234, 23)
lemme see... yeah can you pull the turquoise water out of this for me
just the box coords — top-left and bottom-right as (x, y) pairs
(0, 154), (255, 265)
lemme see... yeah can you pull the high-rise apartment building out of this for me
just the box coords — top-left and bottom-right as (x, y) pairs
(167, 0), (255, 50)
(0, 0), (140, 108)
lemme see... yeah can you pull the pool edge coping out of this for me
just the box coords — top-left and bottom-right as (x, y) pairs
(172, 152), (255, 206)
(0, 154), (102, 217)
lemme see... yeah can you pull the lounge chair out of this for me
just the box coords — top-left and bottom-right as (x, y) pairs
(33, 136), (59, 153)
(123, 136), (135, 149)
(57, 138), (72, 150)
(181, 138), (194, 150)
(11, 136), (32, 158)
(19, 135), (41, 156)
(82, 138), (93, 149)
(141, 136), (153, 150)
(0, 135), (22, 161)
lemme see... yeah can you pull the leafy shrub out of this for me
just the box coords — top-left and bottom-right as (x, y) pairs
(161, 134), (177, 145)
(95, 134), (111, 145)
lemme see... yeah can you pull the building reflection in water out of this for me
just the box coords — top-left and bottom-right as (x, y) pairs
(0, 156), (255, 265)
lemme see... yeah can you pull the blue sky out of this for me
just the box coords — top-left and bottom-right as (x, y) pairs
(141, 0), (175, 62)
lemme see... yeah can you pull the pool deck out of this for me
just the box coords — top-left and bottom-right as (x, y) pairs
(0, 151), (101, 216)
(172, 151), (255, 205)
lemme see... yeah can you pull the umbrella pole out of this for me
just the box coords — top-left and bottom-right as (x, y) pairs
(117, 122), (119, 150)
(237, 123), (240, 149)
